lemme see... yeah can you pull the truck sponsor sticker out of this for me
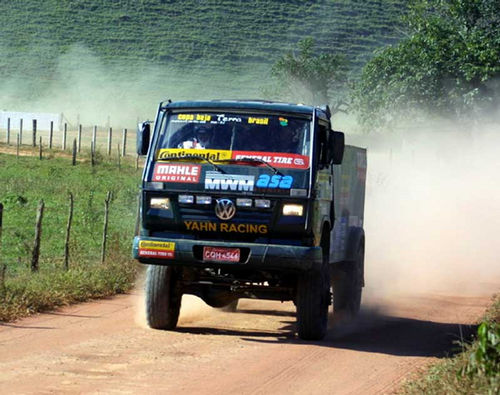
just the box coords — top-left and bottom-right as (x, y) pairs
(248, 117), (269, 125)
(173, 113), (212, 122)
(232, 151), (309, 169)
(138, 240), (175, 259)
(156, 148), (232, 161)
(152, 163), (201, 183)
(256, 174), (293, 189)
(184, 221), (268, 234)
(204, 171), (255, 192)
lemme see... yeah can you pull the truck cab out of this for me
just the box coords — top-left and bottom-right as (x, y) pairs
(133, 100), (366, 340)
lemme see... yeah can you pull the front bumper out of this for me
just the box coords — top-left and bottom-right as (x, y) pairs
(132, 236), (321, 272)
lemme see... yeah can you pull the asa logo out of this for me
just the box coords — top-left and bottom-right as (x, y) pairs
(256, 174), (293, 189)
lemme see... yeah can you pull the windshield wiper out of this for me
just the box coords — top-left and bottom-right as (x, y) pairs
(159, 154), (226, 173)
(218, 158), (283, 176)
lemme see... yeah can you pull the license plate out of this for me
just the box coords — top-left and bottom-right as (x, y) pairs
(203, 247), (240, 263)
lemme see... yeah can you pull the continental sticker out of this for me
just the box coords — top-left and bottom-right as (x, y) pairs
(152, 163), (201, 183)
(156, 148), (232, 162)
(138, 240), (175, 259)
(184, 221), (268, 234)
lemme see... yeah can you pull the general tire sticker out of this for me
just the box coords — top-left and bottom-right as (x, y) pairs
(232, 151), (309, 169)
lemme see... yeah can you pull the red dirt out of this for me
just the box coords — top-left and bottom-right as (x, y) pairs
(0, 287), (495, 394)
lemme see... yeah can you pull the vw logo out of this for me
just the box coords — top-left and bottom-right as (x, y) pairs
(215, 198), (236, 220)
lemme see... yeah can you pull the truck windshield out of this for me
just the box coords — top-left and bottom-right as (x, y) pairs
(155, 112), (311, 169)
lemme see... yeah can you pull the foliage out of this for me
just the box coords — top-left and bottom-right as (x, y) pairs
(269, 37), (349, 108)
(355, 0), (500, 127)
(401, 295), (500, 395)
(461, 322), (499, 380)
(0, 151), (140, 321)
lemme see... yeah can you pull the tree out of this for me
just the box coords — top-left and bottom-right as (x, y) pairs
(268, 37), (349, 111)
(356, 0), (500, 127)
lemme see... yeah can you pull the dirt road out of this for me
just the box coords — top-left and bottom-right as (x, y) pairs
(0, 285), (496, 395)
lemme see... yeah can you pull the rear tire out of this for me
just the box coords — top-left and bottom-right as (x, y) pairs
(333, 242), (364, 316)
(145, 265), (182, 330)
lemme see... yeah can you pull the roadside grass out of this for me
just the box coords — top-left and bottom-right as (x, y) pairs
(401, 295), (500, 395)
(0, 149), (141, 321)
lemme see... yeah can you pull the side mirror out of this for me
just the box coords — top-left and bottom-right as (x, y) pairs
(329, 130), (344, 165)
(137, 122), (151, 156)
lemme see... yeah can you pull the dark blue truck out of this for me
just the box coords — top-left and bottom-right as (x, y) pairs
(133, 100), (366, 340)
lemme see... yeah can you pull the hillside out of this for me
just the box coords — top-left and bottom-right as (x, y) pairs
(0, 0), (407, 124)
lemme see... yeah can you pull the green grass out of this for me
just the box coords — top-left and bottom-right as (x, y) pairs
(400, 295), (500, 395)
(0, 149), (141, 321)
(0, 0), (408, 99)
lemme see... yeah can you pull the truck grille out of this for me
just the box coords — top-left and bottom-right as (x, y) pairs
(179, 206), (272, 224)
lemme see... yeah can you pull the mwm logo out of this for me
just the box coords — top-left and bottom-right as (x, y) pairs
(204, 172), (255, 192)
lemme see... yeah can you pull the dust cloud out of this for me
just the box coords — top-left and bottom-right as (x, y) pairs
(350, 119), (500, 300)
(0, 44), (268, 129)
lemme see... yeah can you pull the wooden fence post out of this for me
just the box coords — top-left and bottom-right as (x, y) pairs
(107, 127), (112, 156)
(72, 138), (77, 166)
(0, 264), (5, 294)
(101, 191), (111, 264)
(62, 123), (67, 150)
(78, 124), (82, 153)
(0, 202), (3, 247)
(63, 193), (73, 270)
(19, 119), (23, 145)
(16, 133), (20, 159)
(6, 118), (10, 145)
(122, 128), (127, 156)
(39, 137), (42, 160)
(91, 142), (95, 167)
(31, 200), (44, 272)
(0, 202), (3, 292)
(32, 119), (37, 147)
(92, 126), (97, 152)
(49, 121), (53, 149)
(117, 143), (121, 170)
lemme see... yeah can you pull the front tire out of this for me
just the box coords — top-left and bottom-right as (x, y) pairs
(145, 265), (182, 330)
(296, 265), (330, 340)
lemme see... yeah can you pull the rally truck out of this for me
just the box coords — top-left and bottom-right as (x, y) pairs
(133, 100), (367, 340)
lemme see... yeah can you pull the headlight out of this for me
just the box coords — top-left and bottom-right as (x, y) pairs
(255, 199), (271, 208)
(150, 197), (171, 210)
(196, 195), (212, 205)
(178, 195), (194, 204)
(236, 198), (252, 207)
(282, 204), (303, 216)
